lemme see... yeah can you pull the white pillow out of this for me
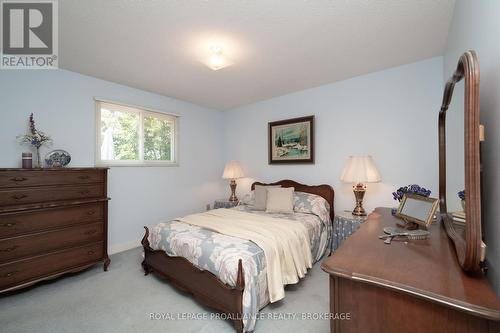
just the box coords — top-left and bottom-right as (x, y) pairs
(254, 185), (281, 210)
(266, 187), (295, 214)
(239, 192), (255, 206)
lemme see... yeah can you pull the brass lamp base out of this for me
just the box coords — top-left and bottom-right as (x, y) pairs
(228, 179), (238, 202)
(352, 183), (367, 216)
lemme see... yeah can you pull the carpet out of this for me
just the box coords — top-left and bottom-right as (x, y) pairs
(0, 247), (330, 333)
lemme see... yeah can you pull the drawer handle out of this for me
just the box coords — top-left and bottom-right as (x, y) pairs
(78, 175), (90, 180)
(10, 177), (27, 182)
(87, 250), (95, 255)
(0, 245), (18, 252)
(11, 194), (27, 200)
(1, 222), (16, 227)
(84, 230), (97, 235)
(2, 271), (18, 278)
(87, 210), (96, 216)
(79, 190), (90, 195)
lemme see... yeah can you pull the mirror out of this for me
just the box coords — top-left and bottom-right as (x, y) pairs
(446, 79), (465, 216)
(439, 50), (482, 273)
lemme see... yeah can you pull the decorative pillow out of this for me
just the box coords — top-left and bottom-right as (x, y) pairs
(254, 185), (281, 210)
(294, 191), (331, 224)
(266, 187), (295, 214)
(239, 192), (255, 206)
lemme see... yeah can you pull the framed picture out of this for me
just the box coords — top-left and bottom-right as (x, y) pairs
(395, 193), (439, 229)
(268, 116), (314, 164)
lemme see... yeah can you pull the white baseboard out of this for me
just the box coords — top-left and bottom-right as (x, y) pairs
(108, 239), (142, 255)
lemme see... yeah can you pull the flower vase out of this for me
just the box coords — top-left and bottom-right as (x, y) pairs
(35, 148), (42, 168)
(461, 199), (466, 212)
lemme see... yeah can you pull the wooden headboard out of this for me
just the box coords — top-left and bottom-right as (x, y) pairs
(251, 179), (335, 221)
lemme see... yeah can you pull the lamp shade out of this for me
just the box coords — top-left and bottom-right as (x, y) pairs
(340, 155), (381, 183)
(222, 160), (245, 179)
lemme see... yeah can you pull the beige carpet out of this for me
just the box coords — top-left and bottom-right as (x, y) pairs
(0, 247), (330, 333)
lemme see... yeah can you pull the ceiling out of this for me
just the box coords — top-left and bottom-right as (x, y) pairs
(59, 0), (456, 110)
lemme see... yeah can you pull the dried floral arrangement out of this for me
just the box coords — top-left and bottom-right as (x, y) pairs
(17, 113), (52, 167)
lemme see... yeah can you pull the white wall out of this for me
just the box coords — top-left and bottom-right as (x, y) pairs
(223, 57), (443, 215)
(0, 70), (225, 253)
(444, 0), (500, 294)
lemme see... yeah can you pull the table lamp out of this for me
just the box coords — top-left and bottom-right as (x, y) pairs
(340, 155), (381, 216)
(222, 160), (245, 202)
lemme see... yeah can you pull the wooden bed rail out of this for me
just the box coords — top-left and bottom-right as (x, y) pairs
(141, 226), (151, 251)
(141, 226), (245, 333)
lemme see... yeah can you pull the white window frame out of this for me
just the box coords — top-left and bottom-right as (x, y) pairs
(95, 99), (179, 167)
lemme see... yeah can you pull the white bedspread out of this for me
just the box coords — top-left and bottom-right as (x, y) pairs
(177, 208), (312, 302)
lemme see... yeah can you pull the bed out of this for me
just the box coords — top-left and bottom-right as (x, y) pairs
(141, 180), (334, 332)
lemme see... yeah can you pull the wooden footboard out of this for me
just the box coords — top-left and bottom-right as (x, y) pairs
(141, 226), (245, 333)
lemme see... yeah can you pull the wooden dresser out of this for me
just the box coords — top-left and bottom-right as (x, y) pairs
(322, 207), (500, 333)
(0, 168), (110, 293)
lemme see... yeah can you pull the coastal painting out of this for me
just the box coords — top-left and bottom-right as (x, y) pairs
(268, 116), (314, 164)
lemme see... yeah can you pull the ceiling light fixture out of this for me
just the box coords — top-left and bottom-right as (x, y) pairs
(207, 45), (228, 71)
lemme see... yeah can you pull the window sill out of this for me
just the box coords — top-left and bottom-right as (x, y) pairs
(95, 161), (179, 167)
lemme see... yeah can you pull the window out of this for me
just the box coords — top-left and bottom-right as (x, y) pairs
(96, 100), (178, 166)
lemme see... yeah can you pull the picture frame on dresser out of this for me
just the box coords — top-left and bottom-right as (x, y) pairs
(0, 168), (110, 293)
(395, 193), (439, 229)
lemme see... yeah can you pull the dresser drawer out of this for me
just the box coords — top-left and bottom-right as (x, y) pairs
(0, 170), (104, 188)
(0, 184), (104, 207)
(0, 242), (103, 290)
(0, 222), (103, 263)
(0, 203), (104, 238)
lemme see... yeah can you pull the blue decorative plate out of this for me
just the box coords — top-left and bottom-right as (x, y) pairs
(45, 149), (71, 167)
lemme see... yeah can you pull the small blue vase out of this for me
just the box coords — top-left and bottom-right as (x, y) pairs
(391, 207), (398, 215)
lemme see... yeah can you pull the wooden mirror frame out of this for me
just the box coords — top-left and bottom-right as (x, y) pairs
(439, 50), (482, 273)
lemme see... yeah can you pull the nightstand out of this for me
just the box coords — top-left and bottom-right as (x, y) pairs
(331, 211), (368, 253)
(213, 199), (239, 209)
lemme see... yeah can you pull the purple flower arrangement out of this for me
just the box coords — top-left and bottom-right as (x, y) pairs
(392, 184), (432, 202)
(458, 190), (465, 200)
(391, 184), (431, 215)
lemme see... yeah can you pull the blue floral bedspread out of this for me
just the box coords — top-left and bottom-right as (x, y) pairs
(148, 191), (332, 332)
